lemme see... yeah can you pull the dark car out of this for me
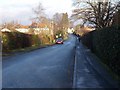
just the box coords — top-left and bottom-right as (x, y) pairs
(56, 38), (63, 44)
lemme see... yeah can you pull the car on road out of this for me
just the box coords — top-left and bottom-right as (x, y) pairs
(56, 38), (63, 44)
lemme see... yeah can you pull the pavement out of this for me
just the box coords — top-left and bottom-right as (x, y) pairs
(73, 38), (120, 88)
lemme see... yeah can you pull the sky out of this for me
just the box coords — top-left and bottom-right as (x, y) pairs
(0, 0), (73, 25)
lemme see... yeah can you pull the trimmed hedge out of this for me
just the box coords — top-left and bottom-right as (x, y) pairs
(2, 32), (41, 52)
(81, 26), (120, 76)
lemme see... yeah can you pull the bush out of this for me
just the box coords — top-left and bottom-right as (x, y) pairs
(81, 30), (95, 50)
(81, 26), (120, 76)
(31, 35), (41, 46)
(2, 32), (41, 52)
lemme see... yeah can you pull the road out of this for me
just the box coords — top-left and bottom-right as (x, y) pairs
(2, 35), (118, 88)
(2, 35), (76, 88)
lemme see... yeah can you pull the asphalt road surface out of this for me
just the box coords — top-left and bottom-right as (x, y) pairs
(2, 35), (119, 88)
(2, 35), (76, 88)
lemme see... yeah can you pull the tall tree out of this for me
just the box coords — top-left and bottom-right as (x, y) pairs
(53, 13), (69, 38)
(112, 1), (120, 26)
(61, 13), (69, 30)
(53, 13), (62, 35)
(53, 13), (62, 25)
(71, 0), (119, 28)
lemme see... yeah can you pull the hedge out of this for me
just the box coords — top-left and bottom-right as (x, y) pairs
(2, 32), (41, 52)
(81, 26), (120, 76)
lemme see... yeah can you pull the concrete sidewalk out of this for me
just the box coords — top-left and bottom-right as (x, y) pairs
(73, 40), (119, 88)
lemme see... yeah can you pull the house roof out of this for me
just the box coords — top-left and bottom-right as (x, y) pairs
(1, 28), (11, 32)
(20, 25), (29, 29)
(16, 28), (29, 33)
(38, 23), (47, 28)
(30, 22), (48, 28)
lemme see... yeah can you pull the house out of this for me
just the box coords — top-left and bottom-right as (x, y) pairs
(16, 28), (29, 33)
(29, 22), (37, 28)
(30, 22), (50, 35)
(15, 25), (30, 33)
(1, 28), (11, 32)
(67, 28), (74, 34)
(14, 24), (21, 28)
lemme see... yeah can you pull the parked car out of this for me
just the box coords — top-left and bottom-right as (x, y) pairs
(56, 38), (63, 44)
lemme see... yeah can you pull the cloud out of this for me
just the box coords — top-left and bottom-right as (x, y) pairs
(0, 0), (73, 25)
(0, 0), (40, 7)
(42, 0), (73, 17)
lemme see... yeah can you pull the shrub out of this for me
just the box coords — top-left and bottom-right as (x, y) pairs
(81, 26), (120, 76)
(2, 32), (41, 52)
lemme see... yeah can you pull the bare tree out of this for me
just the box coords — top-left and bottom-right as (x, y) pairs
(53, 13), (62, 25)
(32, 3), (46, 23)
(53, 13), (69, 39)
(112, 1), (120, 26)
(53, 13), (62, 35)
(71, 0), (119, 28)
(1, 21), (17, 32)
(61, 13), (69, 30)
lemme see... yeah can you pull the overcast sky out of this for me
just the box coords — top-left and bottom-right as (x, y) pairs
(0, 0), (73, 25)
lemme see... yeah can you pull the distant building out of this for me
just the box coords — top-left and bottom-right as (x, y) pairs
(14, 24), (21, 28)
(29, 22), (50, 35)
(15, 24), (30, 33)
(1, 22), (53, 35)
(1, 28), (11, 32)
(29, 22), (37, 28)
(16, 28), (29, 33)
(67, 28), (74, 34)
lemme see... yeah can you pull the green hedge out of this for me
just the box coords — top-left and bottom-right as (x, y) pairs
(81, 26), (120, 76)
(2, 32), (41, 52)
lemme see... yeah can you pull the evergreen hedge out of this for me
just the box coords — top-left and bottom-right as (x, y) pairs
(2, 32), (40, 52)
(81, 26), (120, 76)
